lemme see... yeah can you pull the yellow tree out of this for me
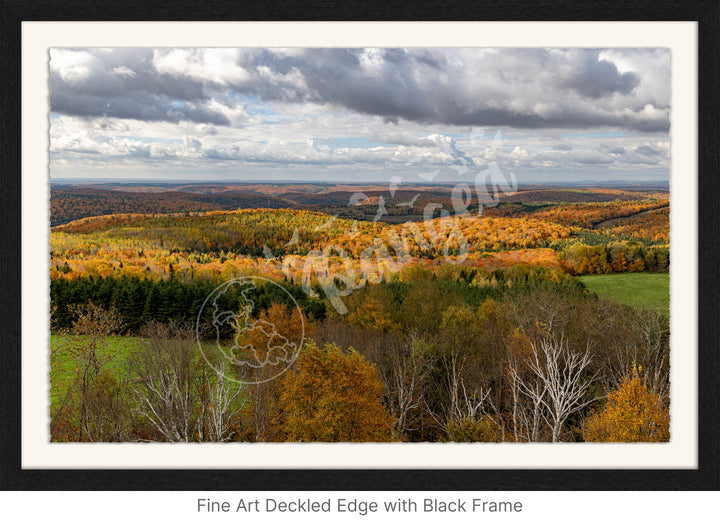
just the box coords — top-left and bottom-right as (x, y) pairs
(348, 295), (398, 332)
(583, 367), (670, 442)
(279, 341), (394, 442)
(346, 288), (401, 333)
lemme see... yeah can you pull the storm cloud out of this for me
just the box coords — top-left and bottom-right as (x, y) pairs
(50, 47), (670, 132)
(49, 47), (671, 183)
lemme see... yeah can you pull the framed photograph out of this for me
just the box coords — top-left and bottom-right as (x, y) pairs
(1, 1), (718, 491)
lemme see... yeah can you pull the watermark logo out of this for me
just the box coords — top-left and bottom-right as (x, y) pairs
(278, 128), (518, 315)
(196, 276), (305, 385)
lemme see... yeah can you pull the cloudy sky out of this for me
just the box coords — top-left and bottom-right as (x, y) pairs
(49, 47), (670, 183)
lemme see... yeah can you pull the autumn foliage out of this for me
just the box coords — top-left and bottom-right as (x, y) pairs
(278, 341), (394, 441)
(49, 185), (672, 443)
(582, 367), (670, 442)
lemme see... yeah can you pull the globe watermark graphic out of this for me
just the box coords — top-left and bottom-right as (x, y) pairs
(195, 276), (305, 385)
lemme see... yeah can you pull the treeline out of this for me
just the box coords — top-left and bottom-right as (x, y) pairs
(50, 267), (670, 443)
(558, 241), (669, 274)
(50, 265), (587, 334)
(51, 274), (327, 335)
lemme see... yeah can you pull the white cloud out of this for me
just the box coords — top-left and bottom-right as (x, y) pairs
(50, 49), (99, 85)
(111, 66), (136, 78)
(153, 48), (252, 86)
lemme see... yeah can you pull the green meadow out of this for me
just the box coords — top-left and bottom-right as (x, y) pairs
(580, 273), (670, 312)
(49, 334), (238, 406)
(50, 335), (143, 405)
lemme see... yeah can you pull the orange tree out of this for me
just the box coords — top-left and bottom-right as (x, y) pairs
(582, 367), (670, 442)
(235, 302), (310, 441)
(278, 341), (394, 441)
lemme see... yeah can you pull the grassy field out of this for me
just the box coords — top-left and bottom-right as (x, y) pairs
(580, 272), (669, 312)
(49, 334), (249, 441)
(50, 334), (144, 405)
(49, 334), (238, 405)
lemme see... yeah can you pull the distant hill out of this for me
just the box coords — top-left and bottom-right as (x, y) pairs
(500, 188), (665, 204)
(51, 183), (668, 226)
(50, 188), (297, 226)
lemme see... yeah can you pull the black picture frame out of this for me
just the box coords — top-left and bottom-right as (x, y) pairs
(1, 0), (718, 491)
